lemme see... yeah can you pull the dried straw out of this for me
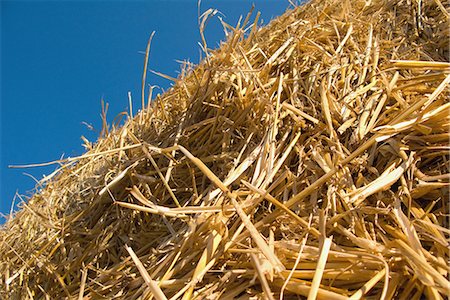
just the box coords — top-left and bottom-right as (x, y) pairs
(1, 0), (449, 299)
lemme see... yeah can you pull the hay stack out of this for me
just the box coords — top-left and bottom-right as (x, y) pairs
(1, 0), (449, 298)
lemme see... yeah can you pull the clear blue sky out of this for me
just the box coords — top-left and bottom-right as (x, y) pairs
(0, 0), (290, 219)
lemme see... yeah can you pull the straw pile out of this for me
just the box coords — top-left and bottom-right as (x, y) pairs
(1, 0), (449, 299)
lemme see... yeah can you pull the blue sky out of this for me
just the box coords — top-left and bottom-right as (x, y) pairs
(0, 0), (290, 219)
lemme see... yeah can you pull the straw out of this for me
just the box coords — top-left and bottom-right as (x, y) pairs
(1, 0), (449, 298)
(125, 245), (168, 300)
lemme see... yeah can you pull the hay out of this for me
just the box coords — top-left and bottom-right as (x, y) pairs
(1, 0), (449, 298)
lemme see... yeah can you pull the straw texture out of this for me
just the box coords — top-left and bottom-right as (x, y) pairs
(1, 0), (449, 299)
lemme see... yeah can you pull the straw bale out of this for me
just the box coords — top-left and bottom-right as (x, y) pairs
(1, 0), (449, 299)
